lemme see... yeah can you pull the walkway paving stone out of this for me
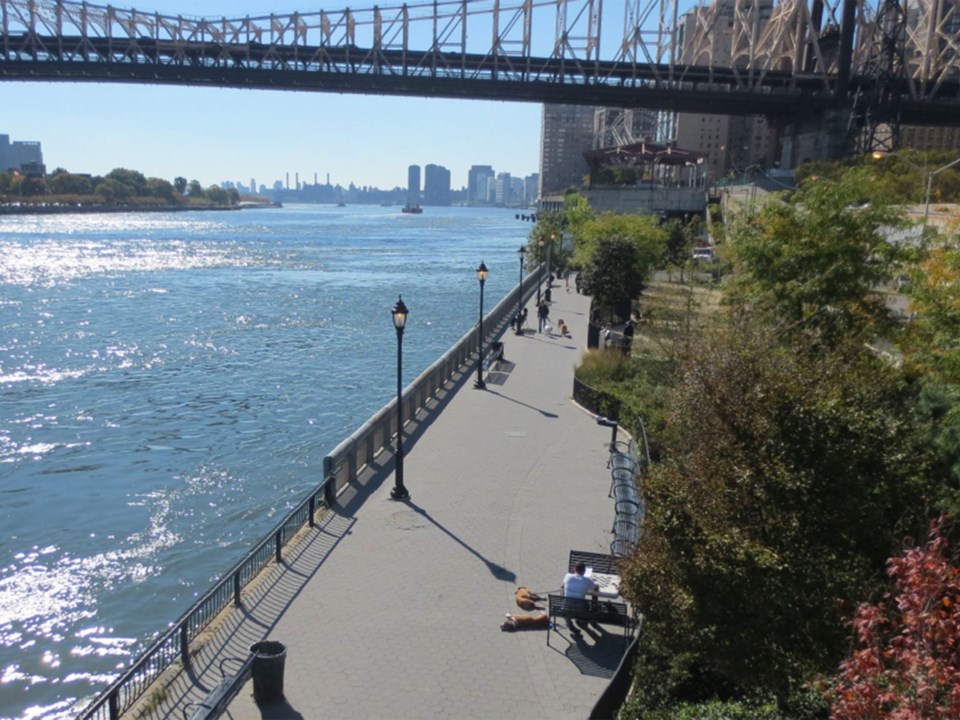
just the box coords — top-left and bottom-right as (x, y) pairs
(141, 282), (628, 720)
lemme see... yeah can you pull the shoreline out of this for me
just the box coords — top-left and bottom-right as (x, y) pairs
(0, 203), (255, 215)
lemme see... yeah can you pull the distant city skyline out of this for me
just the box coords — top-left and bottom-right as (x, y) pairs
(0, 1), (549, 193)
(1, 83), (539, 192)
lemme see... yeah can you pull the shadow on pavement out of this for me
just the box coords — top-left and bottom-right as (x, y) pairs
(406, 500), (517, 583)
(484, 388), (559, 418)
(563, 631), (626, 679)
(254, 698), (305, 719)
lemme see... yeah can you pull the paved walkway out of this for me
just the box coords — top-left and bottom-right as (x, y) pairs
(144, 283), (626, 720)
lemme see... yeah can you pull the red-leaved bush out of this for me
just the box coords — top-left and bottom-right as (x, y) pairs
(828, 516), (960, 719)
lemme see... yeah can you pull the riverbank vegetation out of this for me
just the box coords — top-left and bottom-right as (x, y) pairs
(540, 157), (960, 718)
(0, 166), (246, 211)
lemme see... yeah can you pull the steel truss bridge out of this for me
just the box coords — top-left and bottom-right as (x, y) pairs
(2, 0), (960, 150)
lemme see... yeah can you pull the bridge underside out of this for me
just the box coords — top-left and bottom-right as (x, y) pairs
(4, 60), (959, 131)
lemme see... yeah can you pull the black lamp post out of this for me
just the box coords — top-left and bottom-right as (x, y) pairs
(515, 246), (526, 335)
(390, 296), (410, 501)
(474, 261), (488, 390)
(536, 238), (544, 305)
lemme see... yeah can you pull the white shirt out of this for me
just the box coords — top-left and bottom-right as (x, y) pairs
(562, 572), (597, 599)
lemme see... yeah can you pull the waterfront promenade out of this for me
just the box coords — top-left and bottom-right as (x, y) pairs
(139, 282), (627, 720)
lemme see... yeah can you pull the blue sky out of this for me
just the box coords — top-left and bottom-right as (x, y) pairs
(3, 0), (544, 191)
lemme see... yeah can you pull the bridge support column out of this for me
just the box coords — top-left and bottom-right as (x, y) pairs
(779, 108), (854, 169)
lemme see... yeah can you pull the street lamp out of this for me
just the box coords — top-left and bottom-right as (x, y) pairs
(515, 246), (526, 335)
(924, 156), (960, 231)
(536, 238), (544, 305)
(474, 261), (488, 390)
(390, 296), (410, 501)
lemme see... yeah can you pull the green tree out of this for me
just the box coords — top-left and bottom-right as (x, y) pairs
(726, 167), (906, 346)
(48, 172), (93, 195)
(578, 235), (649, 311)
(621, 318), (934, 712)
(574, 211), (665, 274)
(145, 177), (176, 202)
(187, 180), (204, 198)
(106, 168), (147, 197)
(173, 176), (188, 195)
(206, 185), (228, 205)
(95, 177), (132, 203)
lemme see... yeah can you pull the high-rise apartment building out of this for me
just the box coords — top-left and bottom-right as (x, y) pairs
(672, 0), (779, 178)
(524, 173), (540, 206)
(407, 165), (421, 206)
(423, 164), (451, 205)
(900, 126), (960, 152)
(539, 104), (596, 196)
(0, 134), (43, 173)
(495, 173), (512, 205)
(467, 165), (495, 205)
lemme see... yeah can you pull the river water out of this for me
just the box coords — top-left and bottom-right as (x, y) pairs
(0, 204), (530, 719)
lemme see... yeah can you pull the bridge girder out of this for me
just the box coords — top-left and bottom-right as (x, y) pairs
(2, 0), (960, 128)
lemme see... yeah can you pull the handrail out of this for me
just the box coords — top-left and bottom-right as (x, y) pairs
(77, 272), (540, 720)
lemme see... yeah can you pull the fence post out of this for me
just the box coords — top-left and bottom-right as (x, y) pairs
(275, 529), (283, 564)
(180, 624), (189, 665)
(233, 569), (242, 606)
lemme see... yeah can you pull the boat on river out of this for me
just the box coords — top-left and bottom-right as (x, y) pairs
(402, 203), (423, 214)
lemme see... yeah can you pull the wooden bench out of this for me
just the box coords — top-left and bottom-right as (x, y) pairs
(183, 655), (256, 720)
(546, 595), (636, 647)
(568, 550), (619, 575)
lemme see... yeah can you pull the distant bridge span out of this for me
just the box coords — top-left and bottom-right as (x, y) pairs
(2, 0), (960, 132)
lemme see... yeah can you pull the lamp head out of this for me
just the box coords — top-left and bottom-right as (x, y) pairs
(476, 261), (488, 283)
(392, 295), (409, 330)
(517, 246), (526, 260)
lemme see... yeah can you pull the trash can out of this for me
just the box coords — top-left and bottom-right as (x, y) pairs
(544, 287), (552, 302)
(249, 640), (286, 704)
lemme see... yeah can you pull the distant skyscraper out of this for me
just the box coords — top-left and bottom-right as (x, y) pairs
(407, 165), (421, 206)
(423, 164), (451, 205)
(495, 172), (512, 205)
(539, 105), (595, 195)
(467, 165), (495, 205)
(0, 134), (43, 173)
(524, 173), (540, 205)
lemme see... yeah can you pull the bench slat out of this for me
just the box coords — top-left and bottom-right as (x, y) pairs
(568, 550), (619, 575)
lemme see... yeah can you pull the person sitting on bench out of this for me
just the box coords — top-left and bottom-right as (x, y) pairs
(561, 562), (599, 636)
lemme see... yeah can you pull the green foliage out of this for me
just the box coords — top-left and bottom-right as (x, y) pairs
(579, 235), (650, 310)
(146, 177), (175, 202)
(620, 698), (787, 720)
(725, 167), (906, 346)
(575, 212), (666, 310)
(48, 172), (93, 195)
(95, 177), (132, 203)
(106, 167), (148, 196)
(173, 176), (188, 195)
(620, 317), (934, 710)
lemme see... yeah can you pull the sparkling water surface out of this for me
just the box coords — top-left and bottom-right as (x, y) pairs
(0, 204), (529, 719)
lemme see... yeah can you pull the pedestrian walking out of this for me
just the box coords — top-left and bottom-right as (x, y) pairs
(537, 301), (550, 333)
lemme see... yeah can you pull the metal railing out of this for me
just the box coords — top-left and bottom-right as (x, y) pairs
(323, 269), (539, 493)
(78, 272), (541, 720)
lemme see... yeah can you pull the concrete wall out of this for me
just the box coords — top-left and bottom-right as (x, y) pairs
(583, 186), (707, 216)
